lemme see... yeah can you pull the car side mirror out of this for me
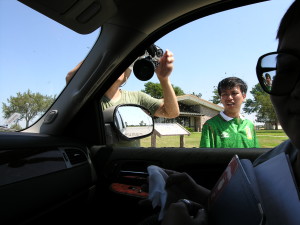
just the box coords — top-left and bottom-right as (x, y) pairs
(103, 104), (154, 144)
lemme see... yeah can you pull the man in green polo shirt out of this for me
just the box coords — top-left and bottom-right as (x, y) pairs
(200, 77), (259, 148)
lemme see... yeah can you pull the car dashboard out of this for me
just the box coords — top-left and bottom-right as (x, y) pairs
(0, 133), (97, 224)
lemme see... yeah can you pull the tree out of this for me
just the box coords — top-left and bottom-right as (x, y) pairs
(210, 86), (220, 104)
(191, 92), (202, 98)
(10, 123), (22, 131)
(2, 89), (56, 128)
(141, 82), (185, 98)
(243, 84), (279, 129)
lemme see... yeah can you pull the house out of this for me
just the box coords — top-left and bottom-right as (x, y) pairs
(155, 94), (223, 132)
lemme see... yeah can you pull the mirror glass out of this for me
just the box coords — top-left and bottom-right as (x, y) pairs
(114, 105), (154, 139)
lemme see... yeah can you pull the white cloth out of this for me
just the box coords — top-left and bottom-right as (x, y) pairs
(147, 165), (168, 220)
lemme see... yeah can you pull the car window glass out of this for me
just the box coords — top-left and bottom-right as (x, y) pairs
(0, 1), (99, 131)
(108, 0), (291, 148)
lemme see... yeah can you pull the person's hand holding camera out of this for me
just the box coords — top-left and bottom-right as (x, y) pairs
(155, 50), (174, 82)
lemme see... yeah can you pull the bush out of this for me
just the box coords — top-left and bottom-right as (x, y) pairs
(184, 127), (194, 132)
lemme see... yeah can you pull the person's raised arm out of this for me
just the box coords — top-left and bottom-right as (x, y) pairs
(66, 61), (83, 84)
(154, 50), (180, 118)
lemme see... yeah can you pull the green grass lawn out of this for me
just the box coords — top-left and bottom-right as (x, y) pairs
(140, 130), (288, 148)
(255, 129), (289, 148)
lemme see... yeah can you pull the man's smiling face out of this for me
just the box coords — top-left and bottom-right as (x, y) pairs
(220, 86), (246, 117)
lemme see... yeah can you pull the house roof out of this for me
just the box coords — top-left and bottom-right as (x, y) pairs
(177, 94), (223, 112)
(180, 112), (204, 116)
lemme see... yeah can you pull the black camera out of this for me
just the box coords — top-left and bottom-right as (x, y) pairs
(133, 44), (164, 81)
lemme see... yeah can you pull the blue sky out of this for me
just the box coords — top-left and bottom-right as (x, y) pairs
(139, 0), (294, 100)
(0, 0), (294, 126)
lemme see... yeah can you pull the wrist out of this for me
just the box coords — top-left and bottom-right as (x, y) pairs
(158, 77), (171, 85)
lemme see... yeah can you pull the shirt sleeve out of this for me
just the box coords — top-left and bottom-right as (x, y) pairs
(200, 123), (213, 148)
(136, 91), (162, 116)
(253, 127), (260, 148)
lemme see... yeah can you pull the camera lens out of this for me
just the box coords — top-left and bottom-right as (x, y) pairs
(133, 57), (155, 81)
(156, 48), (164, 58)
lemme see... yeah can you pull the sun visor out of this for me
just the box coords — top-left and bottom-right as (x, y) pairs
(18, 0), (117, 34)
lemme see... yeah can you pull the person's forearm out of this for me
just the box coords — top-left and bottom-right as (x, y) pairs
(159, 78), (180, 118)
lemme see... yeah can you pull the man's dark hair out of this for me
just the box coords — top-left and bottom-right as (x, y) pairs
(277, 1), (300, 43)
(265, 73), (271, 79)
(217, 77), (248, 96)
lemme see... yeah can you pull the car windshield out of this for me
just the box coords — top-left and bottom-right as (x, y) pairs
(0, 1), (99, 131)
(1, 0), (292, 149)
